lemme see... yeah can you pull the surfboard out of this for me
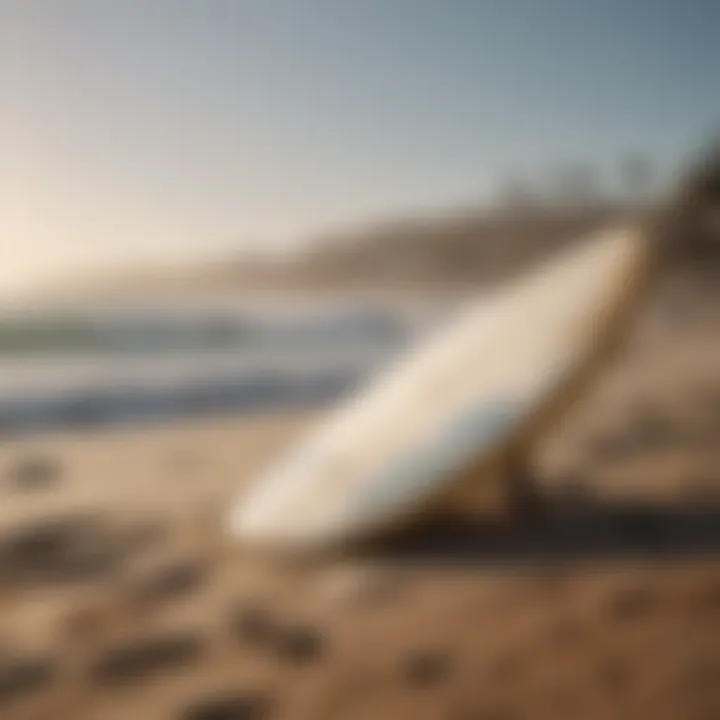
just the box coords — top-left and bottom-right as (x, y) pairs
(228, 225), (654, 555)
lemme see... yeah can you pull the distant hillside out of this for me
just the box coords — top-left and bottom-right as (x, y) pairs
(204, 202), (719, 294)
(222, 143), (720, 292)
(50, 143), (720, 300)
(205, 203), (631, 291)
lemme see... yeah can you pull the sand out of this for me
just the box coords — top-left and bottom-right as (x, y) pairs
(0, 302), (718, 719)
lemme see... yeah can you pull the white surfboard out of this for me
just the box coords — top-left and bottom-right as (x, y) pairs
(228, 225), (653, 554)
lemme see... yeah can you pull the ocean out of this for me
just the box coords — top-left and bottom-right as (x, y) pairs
(0, 294), (454, 434)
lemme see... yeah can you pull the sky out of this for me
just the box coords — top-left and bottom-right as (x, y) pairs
(1, 0), (719, 294)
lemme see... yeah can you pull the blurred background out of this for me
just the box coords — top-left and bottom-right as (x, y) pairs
(1, 1), (719, 434)
(2, 0), (720, 432)
(0, 2), (719, 719)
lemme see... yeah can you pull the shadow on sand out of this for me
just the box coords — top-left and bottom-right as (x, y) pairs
(358, 496), (720, 567)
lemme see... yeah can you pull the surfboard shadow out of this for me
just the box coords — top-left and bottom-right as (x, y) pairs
(357, 496), (720, 567)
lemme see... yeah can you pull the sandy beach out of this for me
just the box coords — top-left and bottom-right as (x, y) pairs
(0, 296), (717, 720)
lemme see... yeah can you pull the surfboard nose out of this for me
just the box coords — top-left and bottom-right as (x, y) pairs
(227, 476), (339, 554)
(228, 492), (293, 548)
(227, 496), (270, 544)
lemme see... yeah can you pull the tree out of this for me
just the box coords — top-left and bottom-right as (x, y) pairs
(681, 137), (720, 205)
(553, 164), (602, 208)
(496, 174), (540, 214)
(620, 153), (654, 203)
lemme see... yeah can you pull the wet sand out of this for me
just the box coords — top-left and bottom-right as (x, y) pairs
(0, 313), (718, 719)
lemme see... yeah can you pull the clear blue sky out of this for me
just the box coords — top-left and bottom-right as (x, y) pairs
(1, 0), (718, 292)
